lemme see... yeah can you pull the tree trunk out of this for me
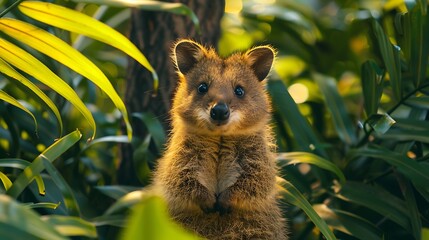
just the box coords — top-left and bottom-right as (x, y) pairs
(118, 0), (225, 185)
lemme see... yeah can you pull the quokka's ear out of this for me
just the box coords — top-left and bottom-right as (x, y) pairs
(245, 46), (276, 81)
(173, 39), (206, 75)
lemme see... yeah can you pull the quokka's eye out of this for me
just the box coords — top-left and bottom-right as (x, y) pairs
(234, 86), (245, 97)
(197, 83), (208, 94)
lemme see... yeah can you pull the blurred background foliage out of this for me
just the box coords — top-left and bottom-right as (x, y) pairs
(0, 0), (429, 239)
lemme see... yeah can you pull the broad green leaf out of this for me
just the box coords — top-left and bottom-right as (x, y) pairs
(43, 158), (81, 216)
(120, 195), (200, 240)
(0, 90), (37, 132)
(349, 146), (429, 191)
(7, 130), (82, 198)
(95, 185), (141, 200)
(42, 215), (97, 238)
(133, 112), (166, 153)
(334, 181), (410, 231)
(278, 177), (336, 240)
(73, 0), (200, 34)
(0, 18), (132, 140)
(0, 158), (46, 196)
(19, 1), (159, 92)
(423, 228), (429, 240)
(0, 195), (66, 240)
(277, 152), (346, 184)
(313, 204), (383, 240)
(314, 74), (357, 145)
(0, 39), (96, 140)
(361, 60), (385, 116)
(0, 171), (12, 191)
(371, 19), (402, 100)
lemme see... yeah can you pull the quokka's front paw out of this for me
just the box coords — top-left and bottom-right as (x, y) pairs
(215, 189), (234, 215)
(195, 189), (216, 213)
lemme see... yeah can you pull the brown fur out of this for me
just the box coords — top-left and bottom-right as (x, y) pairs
(153, 39), (287, 239)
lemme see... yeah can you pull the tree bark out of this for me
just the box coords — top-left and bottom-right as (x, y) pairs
(118, 0), (225, 185)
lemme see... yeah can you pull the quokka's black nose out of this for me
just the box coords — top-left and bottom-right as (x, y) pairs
(210, 103), (230, 122)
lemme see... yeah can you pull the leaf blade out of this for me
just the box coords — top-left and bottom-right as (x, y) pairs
(0, 39), (96, 140)
(19, 1), (158, 91)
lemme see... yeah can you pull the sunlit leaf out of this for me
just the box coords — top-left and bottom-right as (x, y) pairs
(0, 171), (12, 191)
(277, 152), (346, 184)
(0, 59), (62, 135)
(313, 204), (383, 240)
(0, 18), (132, 140)
(120, 195), (200, 240)
(19, 1), (159, 92)
(7, 130), (82, 198)
(277, 177), (336, 240)
(73, 0), (200, 34)
(0, 195), (66, 240)
(82, 135), (129, 152)
(42, 215), (97, 238)
(314, 74), (357, 145)
(0, 39), (96, 140)
(25, 202), (61, 210)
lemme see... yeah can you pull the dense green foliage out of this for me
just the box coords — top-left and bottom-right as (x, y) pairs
(0, 0), (429, 239)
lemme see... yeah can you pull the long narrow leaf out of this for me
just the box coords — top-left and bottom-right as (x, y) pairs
(314, 74), (357, 145)
(43, 158), (81, 216)
(361, 60), (385, 116)
(0, 171), (12, 191)
(25, 202), (61, 210)
(42, 215), (97, 238)
(313, 204), (383, 240)
(371, 19), (402, 100)
(334, 181), (410, 231)
(0, 90), (37, 132)
(7, 130), (82, 198)
(268, 80), (326, 156)
(350, 146), (429, 188)
(0, 39), (96, 140)
(277, 152), (346, 184)
(0, 59), (62, 135)
(19, 1), (159, 91)
(0, 18), (132, 140)
(0, 195), (66, 240)
(0, 158), (45, 196)
(277, 177), (336, 240)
